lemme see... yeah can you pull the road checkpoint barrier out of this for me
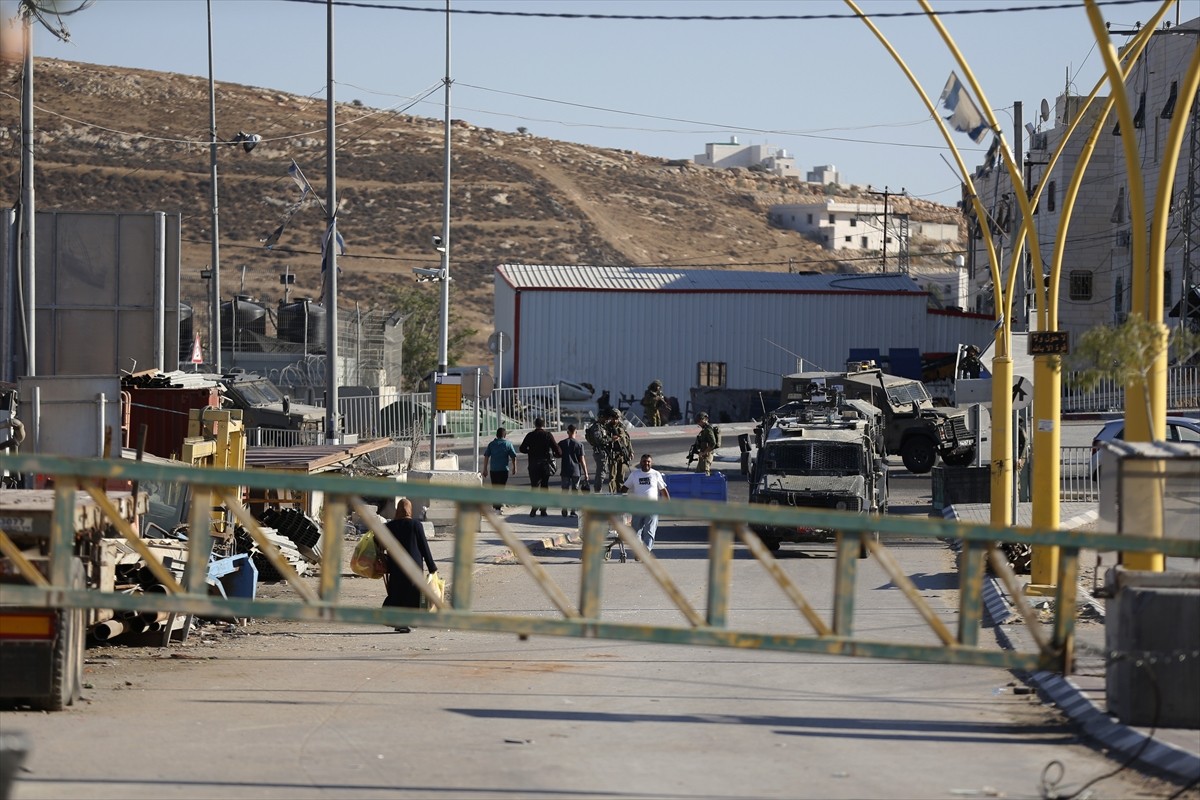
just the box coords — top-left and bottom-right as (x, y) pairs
(2, 452), (1197, 679)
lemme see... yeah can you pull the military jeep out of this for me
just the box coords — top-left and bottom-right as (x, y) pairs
(781, 362), (975, 474)
(746, 389), (888, 552)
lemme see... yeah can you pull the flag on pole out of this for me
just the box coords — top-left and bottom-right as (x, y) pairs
(262, 160), (318, 249)
(938, 72), (989, 143)
(288, 160), (315, 199)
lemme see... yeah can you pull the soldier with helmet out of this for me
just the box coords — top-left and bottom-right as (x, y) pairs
(640, 380), (667, 427)
(692, 412), (718, 476)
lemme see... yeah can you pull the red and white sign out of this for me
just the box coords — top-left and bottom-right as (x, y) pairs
(190, 335), (204, 364)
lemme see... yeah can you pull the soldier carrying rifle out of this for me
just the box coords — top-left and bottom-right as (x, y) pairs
(690, 412), (719, 476)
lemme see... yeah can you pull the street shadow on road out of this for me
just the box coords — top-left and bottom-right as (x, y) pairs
(447, 707), (1077, 744)
(874, 571), (959, 591)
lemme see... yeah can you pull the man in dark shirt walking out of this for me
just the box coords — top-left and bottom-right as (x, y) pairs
(557, 424), (589, 517)
(519, 417), (561, 516)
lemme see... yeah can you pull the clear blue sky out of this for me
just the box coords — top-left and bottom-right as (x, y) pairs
(10, 0), (1182, 204)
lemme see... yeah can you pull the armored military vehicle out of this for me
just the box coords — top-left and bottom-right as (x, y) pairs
(220, 373), (325, 442)
(746, 381), (888, 552)
(781, 362), (975, 474)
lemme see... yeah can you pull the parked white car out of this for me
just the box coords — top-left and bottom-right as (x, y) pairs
(1090, 416), (1200, 478)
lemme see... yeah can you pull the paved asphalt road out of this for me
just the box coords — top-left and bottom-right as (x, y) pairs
(1, 419), (1187, 799)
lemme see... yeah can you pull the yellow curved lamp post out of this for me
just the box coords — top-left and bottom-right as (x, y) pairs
(849, 2), (1193, 585)
(843, 0), (1012, 525)
(1018, 3), (1171, 589)
(1084, 0), (1200, 570)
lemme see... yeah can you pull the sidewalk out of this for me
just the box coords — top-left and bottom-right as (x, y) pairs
(945, 501), (1200, 783)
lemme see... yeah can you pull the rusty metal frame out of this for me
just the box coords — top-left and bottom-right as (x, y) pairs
(2, 453), (1196, 673)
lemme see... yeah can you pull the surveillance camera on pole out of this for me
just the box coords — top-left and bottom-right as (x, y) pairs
(413, 267), (447, 282)
(432, 235), (446, 254)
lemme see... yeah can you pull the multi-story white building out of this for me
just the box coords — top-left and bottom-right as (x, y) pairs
(806, 164), (840, 185)
(963, 17), (1197, 341)
(768, 200), (887, 252)
(693, 137), (801, 179)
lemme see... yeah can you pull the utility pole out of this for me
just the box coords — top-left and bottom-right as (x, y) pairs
(324, 0), (340, 444)
(866, 186), (905, 273)
(206, 0), (222, 373)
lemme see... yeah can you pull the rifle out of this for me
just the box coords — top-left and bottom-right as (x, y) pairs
(686, 443), (698, 465)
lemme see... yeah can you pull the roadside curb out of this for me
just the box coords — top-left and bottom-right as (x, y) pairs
(982, 574), (1200, 783)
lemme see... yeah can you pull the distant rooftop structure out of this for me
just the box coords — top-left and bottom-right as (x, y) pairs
(693, 137), (800, 180)
(494, 264), (923, 294)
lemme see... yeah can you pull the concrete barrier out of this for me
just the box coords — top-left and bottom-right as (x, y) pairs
(1105, 566), (1200, 729)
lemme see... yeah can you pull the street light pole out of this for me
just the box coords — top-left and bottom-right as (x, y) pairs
(206, 0), (222, 373)
(429, 0), (452, 465)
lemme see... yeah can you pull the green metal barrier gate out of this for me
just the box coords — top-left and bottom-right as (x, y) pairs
(3, 453), (1197, 675)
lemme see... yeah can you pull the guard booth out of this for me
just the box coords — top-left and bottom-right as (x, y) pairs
(1097, 439), (1200, 729)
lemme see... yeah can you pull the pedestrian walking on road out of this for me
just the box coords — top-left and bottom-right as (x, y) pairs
(557, 424), (589, 516)
(380, 498), (438, 632)
(619, 453), (670, 552)
(482, 427), (518, 512)
(519, 417), (561, 516)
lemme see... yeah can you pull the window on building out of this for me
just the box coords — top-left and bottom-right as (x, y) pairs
(1111, 187), (1126, 223)
(861, 236), (869, 248)
(1165, 270), (1172, 307)
(1069, 270), (1093, 301)
(1048, 181), (1056, 212)
(845, 235), (852, 243)
(850, 218), (857, 227)
(828, 213), (836, 224)
(1161, 81), (1178, 118)
(1133, 92), (1146, 128)
(1114, 276), (1125, 318)
(697, 362), (726, 388)
(807, 214), (813, 224)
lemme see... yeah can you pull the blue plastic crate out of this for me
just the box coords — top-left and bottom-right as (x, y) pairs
(664, 472), (728, 502)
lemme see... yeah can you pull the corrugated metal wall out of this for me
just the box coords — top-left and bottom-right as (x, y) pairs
(495, 286), (993, 405)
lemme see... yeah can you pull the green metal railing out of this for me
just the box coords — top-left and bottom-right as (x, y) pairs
(2, 453), (1196, 674)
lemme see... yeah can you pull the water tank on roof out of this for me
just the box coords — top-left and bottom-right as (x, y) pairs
(220, 295), (267, 345)
(278, 299), (327, 352)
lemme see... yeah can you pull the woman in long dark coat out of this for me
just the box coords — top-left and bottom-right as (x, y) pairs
(381, 498), (438, 632)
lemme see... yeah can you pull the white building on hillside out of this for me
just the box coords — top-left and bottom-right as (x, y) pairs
(769, 200), (886, 252)
(694, 137), (800, 179)
(806, 164), (840, 185)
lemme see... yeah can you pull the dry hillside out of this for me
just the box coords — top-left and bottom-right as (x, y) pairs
(1, 59), (963, 365)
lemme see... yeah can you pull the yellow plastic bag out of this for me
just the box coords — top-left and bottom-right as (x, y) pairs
(425, 572), (446, 610)
(350, 531), (386, 579)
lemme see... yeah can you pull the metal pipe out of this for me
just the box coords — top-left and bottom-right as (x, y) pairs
(20, 15), (35, 377)
(90, 619), (128, 642)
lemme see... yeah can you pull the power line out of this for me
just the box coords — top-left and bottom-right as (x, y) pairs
(279, 0), (1159, 23)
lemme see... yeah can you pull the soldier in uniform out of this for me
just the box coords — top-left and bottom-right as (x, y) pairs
(585, 411), (614, 493)
(605, 411), (633, 493)
(692, 412), (718, 476)
(640, 380), (667, 427)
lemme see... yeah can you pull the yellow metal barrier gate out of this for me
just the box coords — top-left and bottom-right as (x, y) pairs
(2, 453), (1197, 677)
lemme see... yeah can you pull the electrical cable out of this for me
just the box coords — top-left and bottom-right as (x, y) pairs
(1037, 654), (1162, 800)
(279, 0), (1161, 23)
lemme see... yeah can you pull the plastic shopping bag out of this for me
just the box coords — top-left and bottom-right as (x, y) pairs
(350, 531), (386, 579)
(425, 572), (446, 610)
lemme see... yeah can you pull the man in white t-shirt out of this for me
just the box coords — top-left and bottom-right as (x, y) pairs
(619, 453), (670, 551)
